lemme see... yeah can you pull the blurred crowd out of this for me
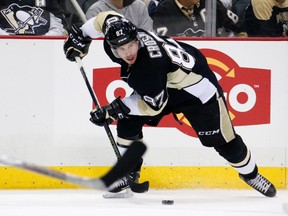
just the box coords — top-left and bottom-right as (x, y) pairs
(0, 0), (287, 37)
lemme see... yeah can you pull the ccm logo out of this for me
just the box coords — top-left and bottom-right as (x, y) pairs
(72, 38), (85, 47)
(198, 129), (220, 136)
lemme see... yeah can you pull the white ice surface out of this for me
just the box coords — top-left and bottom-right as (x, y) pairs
(0, 189), (287, 216)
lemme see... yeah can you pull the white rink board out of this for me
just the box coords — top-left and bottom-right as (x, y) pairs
(0, 37), (287, 168)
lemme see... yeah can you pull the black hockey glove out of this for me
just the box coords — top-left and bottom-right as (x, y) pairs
(64, 24), (92, 62)
(90, 98), (130, 127)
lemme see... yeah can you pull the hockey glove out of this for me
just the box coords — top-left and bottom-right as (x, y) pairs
(90, 98), (130, 127)
(64, 24), (92, 62)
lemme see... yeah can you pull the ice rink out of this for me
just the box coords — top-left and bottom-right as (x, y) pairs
(0, 189), (287, 216)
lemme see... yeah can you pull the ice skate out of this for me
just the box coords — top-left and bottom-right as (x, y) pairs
(103, 175), (135, 198)
(239, 173), (276, 197)
(103, 158), (143, 198)
(108, 175), (130, 193)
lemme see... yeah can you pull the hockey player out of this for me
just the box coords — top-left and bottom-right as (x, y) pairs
(63, 11), (277, 197)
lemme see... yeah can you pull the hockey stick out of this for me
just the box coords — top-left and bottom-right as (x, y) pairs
(69, 0), (149, 193)
(75, 57), (149, 193)
(0, 141), (146, 190)
(69, 0), (87, 25)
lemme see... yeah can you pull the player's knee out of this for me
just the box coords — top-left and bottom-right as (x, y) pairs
(214, 134), (248, 163)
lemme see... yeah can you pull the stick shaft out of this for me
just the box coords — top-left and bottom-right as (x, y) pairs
(75, 57), (122, 160)
(0, 155), (104, 189)
(70, 1), (120, 159)
(0, 141), (146, 189)
(69, 0), (87, 23)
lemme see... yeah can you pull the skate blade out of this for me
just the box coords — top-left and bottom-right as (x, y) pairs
(103, 188), (133, 199)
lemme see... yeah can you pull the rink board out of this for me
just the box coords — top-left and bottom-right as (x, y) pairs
(0, 36), (287, 189)
(0, 166), (284, 190)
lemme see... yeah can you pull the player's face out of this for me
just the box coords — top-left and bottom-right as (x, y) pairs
(116, 40), (139, 65)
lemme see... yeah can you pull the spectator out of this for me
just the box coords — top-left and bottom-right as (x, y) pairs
(0, 0), (68, 36)
(148, 0), (161, 17)
(220, 0), (232, 9)
(217, 0), (250, 37)
(244, 0), (288, 37)
(232, 0), (250, 19)
(152, 0), (246, 37)
(149, 0), (226, 18)
(86, 0), (153, 31)
(218, 0), (234, 36)
(59, 0), (84, 31)
(80, 0), (99, 13)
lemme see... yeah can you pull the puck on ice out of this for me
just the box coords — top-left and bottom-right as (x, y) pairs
(162, 200), (174, 205)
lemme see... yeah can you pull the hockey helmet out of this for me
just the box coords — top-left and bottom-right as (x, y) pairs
(105, 19), (138, 48)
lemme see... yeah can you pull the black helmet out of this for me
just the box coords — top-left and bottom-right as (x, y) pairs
(105, 19), (138, 48)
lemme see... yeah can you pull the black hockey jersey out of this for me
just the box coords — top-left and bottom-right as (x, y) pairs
(0, 0), (67, 35)
(103, 29), (223, 116)
(81, 12), (223, 116)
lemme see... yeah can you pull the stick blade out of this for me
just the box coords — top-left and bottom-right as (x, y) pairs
(129, 179), (149, 193)
(101, 141), (147, 187)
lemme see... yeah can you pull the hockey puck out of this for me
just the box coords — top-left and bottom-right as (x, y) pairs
(162, 200), (174, 205)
